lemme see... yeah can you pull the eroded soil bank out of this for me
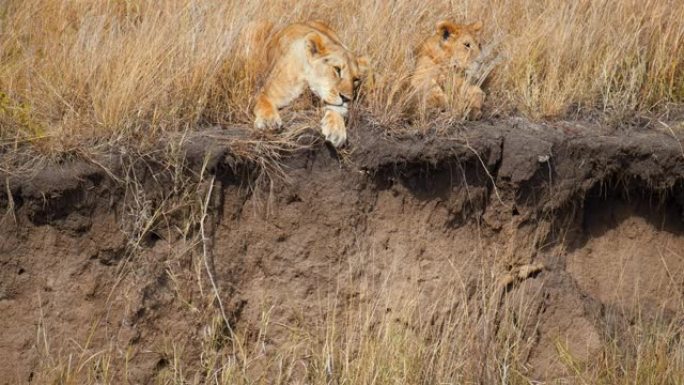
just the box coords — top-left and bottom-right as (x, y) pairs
(2, 119), (684, 384)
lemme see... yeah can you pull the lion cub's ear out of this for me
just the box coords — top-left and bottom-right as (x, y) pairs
(306, 33), (328, 57)
(468, 20), (484, 33)
(436, 20), (458, 41)
(356, 56), (370, 78)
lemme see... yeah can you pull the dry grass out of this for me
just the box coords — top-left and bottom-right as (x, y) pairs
(34, 259), (684, 385)
(32, 237), (542, 385)
(1, 0), (683, 154)
(558, 312), (684, 385)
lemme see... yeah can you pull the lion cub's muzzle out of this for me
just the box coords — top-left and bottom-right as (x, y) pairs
(324, 102), (349, 117)
(325, 93), (352, 108)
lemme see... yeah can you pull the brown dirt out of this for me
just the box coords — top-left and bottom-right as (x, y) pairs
(2, 118), (684, 383)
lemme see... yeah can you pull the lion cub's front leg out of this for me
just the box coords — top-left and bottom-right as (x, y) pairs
(465, 84), (485, 120)
(254, 75), (306, 130)
(320, 105), (348, 148)
(254, 92), (283, 130)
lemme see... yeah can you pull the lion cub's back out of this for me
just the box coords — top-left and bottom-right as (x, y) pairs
(269, 21), (344, 58)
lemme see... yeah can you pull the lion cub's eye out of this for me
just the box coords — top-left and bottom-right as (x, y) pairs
(464, 42), (471, 49)
(333, 66), (342, 77)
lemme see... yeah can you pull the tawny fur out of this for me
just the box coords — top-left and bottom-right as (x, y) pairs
(251, 21), (368, 148)
(410, 20), (485, 119)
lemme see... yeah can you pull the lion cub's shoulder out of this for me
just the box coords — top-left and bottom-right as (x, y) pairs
(270, 21), (342, 49)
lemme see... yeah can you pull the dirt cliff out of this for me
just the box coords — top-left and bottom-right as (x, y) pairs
(2, 119), (683, 383)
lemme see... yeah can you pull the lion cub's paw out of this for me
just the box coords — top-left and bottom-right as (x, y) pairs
(254, 111), (282, 131)
(321, 109), (347, 148)
(254, 96), (283, 130)
(324, 129), (347, 148)
(468, 108), (482, 120)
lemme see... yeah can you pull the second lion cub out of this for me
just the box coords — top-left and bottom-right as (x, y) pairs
(410, 20), (486, 119)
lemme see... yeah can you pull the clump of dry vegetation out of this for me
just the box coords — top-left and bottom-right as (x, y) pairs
(33, 246), (684, 384)
(1, 0), (683, 154)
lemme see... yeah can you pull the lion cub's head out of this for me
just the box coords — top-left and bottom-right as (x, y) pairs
(303, 33), (369, 108)
(419, 20), (483, 71)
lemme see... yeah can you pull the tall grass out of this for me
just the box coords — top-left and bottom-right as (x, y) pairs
(1, 0), (683, 152)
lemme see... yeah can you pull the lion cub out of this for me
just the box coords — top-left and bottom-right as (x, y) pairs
(253, 21), (368, 148)
(410, 20), (485, 119)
